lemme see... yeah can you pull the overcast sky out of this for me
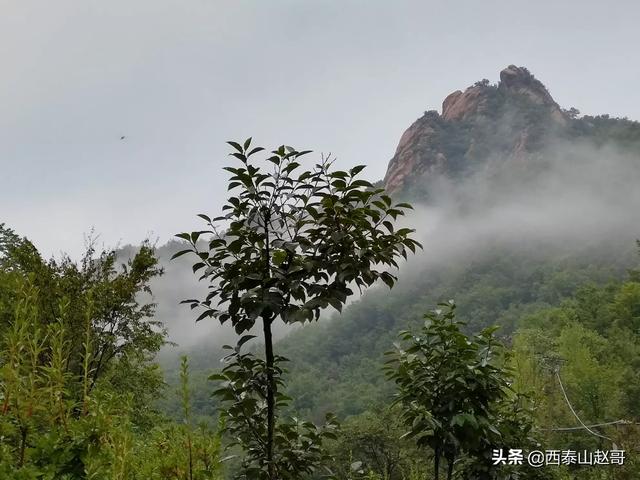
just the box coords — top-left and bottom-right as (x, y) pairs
(2, 0), (638, 259)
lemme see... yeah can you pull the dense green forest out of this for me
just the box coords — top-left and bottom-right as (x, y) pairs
(2, 221), (639, 479)
(2, 69), (640, 479)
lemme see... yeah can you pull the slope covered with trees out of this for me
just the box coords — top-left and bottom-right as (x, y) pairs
(157, 67), (640, 479)
(2, 65), (640, 479)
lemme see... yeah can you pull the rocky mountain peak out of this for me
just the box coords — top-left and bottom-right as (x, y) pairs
(499, 65), (564, 118)
(383, 66), (569, 194)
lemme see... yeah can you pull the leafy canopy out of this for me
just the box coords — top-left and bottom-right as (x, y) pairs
(385, 302), (515, 479)
(174, 139), (421, 332)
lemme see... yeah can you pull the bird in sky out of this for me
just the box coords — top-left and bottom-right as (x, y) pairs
(120, 136), (126, 140)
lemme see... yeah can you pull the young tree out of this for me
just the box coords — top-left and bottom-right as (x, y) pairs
(385, 302), (515, 480)
(325, 406), (429, 480)
(0, 226), (166, 424)
(175, 139), (420, 479)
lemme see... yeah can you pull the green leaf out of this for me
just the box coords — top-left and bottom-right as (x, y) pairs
(195, 310), (212, 322)
(395, 202), (414, 209)
(237, 335), (256, 348)
(171, 249), (192, 260)
(379, 272), (395, 289)
(349, 165), (366, 176)
(247, 146), (265, 156)
(227, 141), (243, 153)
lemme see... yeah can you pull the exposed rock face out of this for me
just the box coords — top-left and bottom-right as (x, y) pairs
(499, 65), (567, 124)
(442, 86), (485, 121)
(384, 112), (446, 193)
(499, 65), (554, 105)
(383, 66), (569, 194)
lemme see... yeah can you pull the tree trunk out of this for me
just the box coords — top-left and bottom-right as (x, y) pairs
(433, 447), (440, 480)
(18, 425), (28, 467)
(446, 455), (454, 480)
(187, 434), (194, 480)
(263, 316), (276, 480)
(262, 208), (276, 478)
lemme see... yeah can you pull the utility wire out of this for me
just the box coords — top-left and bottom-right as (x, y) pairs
(555, 369), (612, 442)
(542, 420), (637, 432)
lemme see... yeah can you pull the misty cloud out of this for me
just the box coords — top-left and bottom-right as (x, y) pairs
(148, 131), (640, 355)
(398, 138), (640, 283)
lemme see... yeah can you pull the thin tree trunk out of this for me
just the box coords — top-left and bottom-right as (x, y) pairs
(433, 447), (440, 480)
(262, 206), (276, 478)
(263, 316), (276, 480)
(18, 425), (27, 467)
(187, 434), (193, 480)
(446, 455), (454, 480)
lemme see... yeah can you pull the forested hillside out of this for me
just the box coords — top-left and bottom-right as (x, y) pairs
(2, 66), (640, 479)
(157, 67), (640, 478)
(168, 66), (640, 422)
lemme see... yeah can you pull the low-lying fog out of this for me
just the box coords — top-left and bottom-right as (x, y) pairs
(141, 136), (640, 357)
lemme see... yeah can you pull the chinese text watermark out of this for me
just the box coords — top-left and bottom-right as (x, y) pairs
(492, 448), (625, 467)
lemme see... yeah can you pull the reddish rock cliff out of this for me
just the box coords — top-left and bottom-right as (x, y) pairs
(383, 66), (568, 194)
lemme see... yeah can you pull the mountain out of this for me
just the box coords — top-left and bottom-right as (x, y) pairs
(384, 65), (640, 196)
(274, 65), (640, 420)
(158, 66), (640, 423)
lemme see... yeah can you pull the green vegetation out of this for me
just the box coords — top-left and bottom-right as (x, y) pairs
(0, 224), (224, 479)
(508, 268), (640, 479)
(174, 140), (420, 479)
(385, 302), (517, 479)
(274, 248), (633, 423)
(401, 72), (640, 201)
(2, 220), (640, 479)
(2, 111), (640, 477)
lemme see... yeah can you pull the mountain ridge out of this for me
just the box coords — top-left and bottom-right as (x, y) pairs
(383, 65), (639, 195)
(153, 66), (640, 425)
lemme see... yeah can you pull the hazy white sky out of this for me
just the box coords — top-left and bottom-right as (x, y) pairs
(2, 0), (638, 258)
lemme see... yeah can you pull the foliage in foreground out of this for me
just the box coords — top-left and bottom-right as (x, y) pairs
(211, 341), (337, 480)
(175, 140), (420, 479)
(385, 302), (550, 480)
(0, 225), (224, 479)
(1, 176), (639, 480)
